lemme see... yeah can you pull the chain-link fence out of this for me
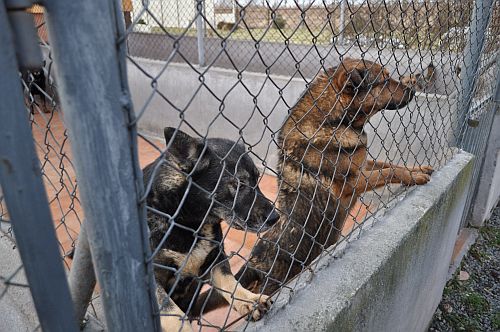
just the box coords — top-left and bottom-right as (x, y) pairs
(0, 0), (499, 331)
(122, 0), (499, 330)
(0, 5), (97, 329)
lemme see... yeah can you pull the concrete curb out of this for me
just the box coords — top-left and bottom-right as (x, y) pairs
(243, 151), (474, 332)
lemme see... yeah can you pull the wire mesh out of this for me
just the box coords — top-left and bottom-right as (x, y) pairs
(120, 0), (500, 330)
(0, 5), (92, 329)
(456, 1), (499, 228)
(1, 0), (498, 331)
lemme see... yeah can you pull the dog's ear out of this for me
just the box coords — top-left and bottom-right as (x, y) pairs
(347, 68), (367, 89)
(163, 127), (210, 172)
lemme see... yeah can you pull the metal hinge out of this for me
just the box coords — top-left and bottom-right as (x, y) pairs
(4, 0), (43, 70)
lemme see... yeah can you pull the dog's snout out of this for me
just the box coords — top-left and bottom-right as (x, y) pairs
(384, 84), (415, 110)
(400, 75), (417, 87)
(406, 86), (416, 100)
(267, 209), (280, 225)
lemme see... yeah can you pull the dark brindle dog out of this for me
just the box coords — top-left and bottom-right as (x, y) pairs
(144, 128), (279, 331)
(196, 58), (434, 313)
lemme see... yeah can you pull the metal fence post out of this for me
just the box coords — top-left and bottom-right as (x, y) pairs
(44, 0), (159, 330)
(467, 53), (500, 226)
(196, 0), (206, 67)
(0, 2), (77, 331)
(339, 0), (346, 45)
(456, 0), (495, 147)
(496, 60), (500, 103)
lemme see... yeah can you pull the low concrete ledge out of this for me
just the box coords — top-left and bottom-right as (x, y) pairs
(246, 151), (474, 332)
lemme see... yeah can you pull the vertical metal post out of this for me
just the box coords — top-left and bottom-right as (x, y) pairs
(339, 0), (346, 45)
(44, 0), (158, 331)
(0, 2), (77, 331)
(456, 0), (495, 147)
(467, 54), (500, 227)
(112, 0), (162, 328)
(196, 0), (206, 67)
(495, 59), (500, 103)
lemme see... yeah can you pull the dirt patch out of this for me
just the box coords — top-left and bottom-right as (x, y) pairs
(429, 203), (500, 331)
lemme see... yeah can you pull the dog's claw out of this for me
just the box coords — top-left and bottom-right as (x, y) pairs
(406, 172), (431, 186)
(239, 294), (272, 321)
(417, 165), (434, 175)
(413, 173), (431, 185)
(407, 165), (434, 175)
(398, 169), (431, 186)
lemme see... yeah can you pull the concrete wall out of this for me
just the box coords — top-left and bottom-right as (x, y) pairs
(244, 152), (473, 332)
(128, 59), (457, 172)
(471, 108), (500, 226)
(127, 32), (459, 96)
(127, 59), (305, 170)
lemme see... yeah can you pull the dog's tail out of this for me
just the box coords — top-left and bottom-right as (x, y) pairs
(190, 264), (265, 318)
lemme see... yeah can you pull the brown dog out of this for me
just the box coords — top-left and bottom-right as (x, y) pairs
(194, 58), (433, 314)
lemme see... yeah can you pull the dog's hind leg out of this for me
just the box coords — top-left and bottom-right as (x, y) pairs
(156, 285), (193, 332)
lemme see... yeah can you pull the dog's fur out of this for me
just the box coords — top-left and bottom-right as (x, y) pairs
(144, 128), (279, 331)
(21, 62), (47, 112)
(196, 58), (434, 313)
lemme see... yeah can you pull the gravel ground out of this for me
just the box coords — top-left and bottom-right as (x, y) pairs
(429, 203), (500, 331)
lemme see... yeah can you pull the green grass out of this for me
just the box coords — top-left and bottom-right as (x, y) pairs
(492, 312), (500, 330)
(147, 26), (333, 45)
(446, 312), (482, 331)
(469, 245), (487, 262)
(480, 225), (500, 247)
(464, 292), (489, 314)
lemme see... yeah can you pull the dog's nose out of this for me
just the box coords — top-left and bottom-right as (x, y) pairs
(406, 86), (416, 100)
(267, 209), (280, 225)
(400, 75), (417, 87)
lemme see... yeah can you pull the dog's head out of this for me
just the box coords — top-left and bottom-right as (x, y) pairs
(207, 138), (279, 232)
(150, 128), (279, 232)
(320, 58), (415, 128)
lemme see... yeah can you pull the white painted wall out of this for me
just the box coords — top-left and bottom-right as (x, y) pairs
(127, 58), (457, 173)
(131, 0), (215, 30)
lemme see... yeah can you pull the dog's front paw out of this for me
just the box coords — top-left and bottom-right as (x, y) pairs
(397, 169), (431, 186)
(411, 172), (431, 185)
(412, 165), (434, 175)
(233, 293), (272, 321)
(159, 314), (194, 332)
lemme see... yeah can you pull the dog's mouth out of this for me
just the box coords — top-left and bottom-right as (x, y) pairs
(229, 209), (280, 233)
(385, 87), (415, 110)
(229, 220), (267, 233)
